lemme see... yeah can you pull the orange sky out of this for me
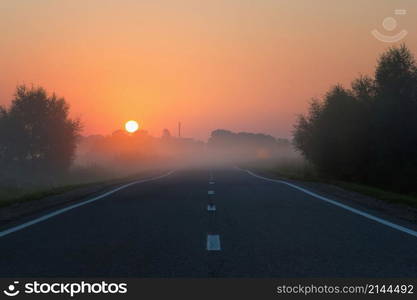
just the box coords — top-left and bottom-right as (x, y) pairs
(1, 0), (416, 140)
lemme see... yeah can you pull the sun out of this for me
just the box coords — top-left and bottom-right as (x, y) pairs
(125, 120), (139, 133)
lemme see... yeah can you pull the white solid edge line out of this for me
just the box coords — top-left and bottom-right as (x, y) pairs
(207, 234), (221, 251)
(243, 169), (417, 238)
(0, 171), (175, 238)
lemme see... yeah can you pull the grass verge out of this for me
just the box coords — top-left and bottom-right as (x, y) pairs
(0, 171), (158, 209)
(247, 162), (417, 209)
(0, 182), (102, 208)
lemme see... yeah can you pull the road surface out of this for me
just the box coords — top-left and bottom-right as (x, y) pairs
(1, 168), (417, 277)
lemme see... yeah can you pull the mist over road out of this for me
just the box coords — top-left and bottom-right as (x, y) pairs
(1, 168), (417, 277)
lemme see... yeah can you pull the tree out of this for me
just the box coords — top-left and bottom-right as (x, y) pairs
(371, 45), (417, 189)
(161, 129), (172, 139)
(0, 85), (81, 175)
(294, 86), (367, 179)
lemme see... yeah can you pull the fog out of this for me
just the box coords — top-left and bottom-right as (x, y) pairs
(0, 85), (304, 204)
(74, 129), (302, 177)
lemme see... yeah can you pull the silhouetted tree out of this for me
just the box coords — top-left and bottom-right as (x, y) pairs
(294, 86), (367, 179)
(161, 128), (172, 139)
(371, 45), (417, 189)
(0, 85), (81, 176)
(293, 45), (417, 191)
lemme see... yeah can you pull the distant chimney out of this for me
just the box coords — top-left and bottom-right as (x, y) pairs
(178, 122), (181, 138)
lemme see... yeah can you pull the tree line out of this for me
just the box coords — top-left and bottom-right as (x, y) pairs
(293, 45), (417, 192)
(208, 129), (291, 162)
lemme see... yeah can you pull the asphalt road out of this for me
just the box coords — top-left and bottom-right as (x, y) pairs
(1, 168), (417, 277)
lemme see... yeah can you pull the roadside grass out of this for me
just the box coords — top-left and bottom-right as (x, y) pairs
(0, 182), (105, 208)
(0, 169), (158, 209)
(328, 181), (417, 209)
(246, 158), (417, 209)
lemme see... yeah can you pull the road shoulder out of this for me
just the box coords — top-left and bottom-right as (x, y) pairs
(246, 168), (417, 226)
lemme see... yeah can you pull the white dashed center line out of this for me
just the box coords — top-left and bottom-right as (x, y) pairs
(209, 181), (215, 185)
(207, 204), (216, 211)
(208, 190), (215, 195)
(206, 234), (221, 251)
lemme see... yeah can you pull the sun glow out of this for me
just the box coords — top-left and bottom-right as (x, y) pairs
(125, 120), (139, 133)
